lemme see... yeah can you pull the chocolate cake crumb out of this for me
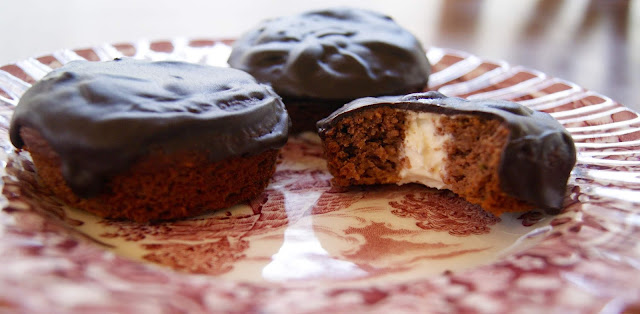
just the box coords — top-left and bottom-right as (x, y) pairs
(440, 116), (532, 215)
(322, 107), (406, 186)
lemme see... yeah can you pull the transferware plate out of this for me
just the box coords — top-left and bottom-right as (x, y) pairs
(0, 38), (639, 313)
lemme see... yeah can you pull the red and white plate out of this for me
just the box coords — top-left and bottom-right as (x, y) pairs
(0, 39), (639, 313)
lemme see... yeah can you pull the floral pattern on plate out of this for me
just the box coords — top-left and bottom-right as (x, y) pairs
(0, 38), (638, 313)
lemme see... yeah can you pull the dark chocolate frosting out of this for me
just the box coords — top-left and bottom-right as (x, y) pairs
(228, 7), (431, 100)
(10, 58), (290, 197)
(317, 91), (576, 210)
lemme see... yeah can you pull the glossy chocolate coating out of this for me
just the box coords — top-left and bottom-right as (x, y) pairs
(317, 91), (576, 210)
(228, 7), (431, 100)
(10, 58), (290, 197)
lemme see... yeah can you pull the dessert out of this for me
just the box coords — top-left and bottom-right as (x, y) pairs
(9, 58), (290, 222)
(228, 7), (431, 132)
(317, 91), (576, 215)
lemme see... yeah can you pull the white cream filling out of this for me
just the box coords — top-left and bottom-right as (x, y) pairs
(397, 111), (451, 189)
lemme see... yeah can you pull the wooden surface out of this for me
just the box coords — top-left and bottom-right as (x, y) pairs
(0, 0), (637, 110)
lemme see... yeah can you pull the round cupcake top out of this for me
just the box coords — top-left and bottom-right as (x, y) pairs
(228, 7), (431, 100)
(317, 91), (576, 211)
(10, 58), (290, 196)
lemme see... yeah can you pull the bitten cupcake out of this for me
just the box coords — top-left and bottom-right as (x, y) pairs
(228, 7), (431, 132)
(317, 91), (576, 216)
(10, 58), (290, 222)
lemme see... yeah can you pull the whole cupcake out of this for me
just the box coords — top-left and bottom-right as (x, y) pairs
(228, 7), (431, 132)
(10, 58), (290, 222)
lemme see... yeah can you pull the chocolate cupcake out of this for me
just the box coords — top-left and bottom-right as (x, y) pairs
(10, 58), (290, 222)
(317, 91), (576, 216)
(228, 7), (431, 132)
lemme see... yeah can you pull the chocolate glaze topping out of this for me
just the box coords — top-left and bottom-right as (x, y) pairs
(317, 91), (576, 210)
(10, 58), (290, 197)
(228, 7), (431, 100)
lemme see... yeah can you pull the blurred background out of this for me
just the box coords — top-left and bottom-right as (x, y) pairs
(0, 0), (637, 110)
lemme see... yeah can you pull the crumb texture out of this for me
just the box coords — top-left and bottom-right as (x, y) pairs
(21, 127), (278, 222)
(440, 115), (532, 215)
(321, 109), (534, 216)
(321, 107), (406, 186)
